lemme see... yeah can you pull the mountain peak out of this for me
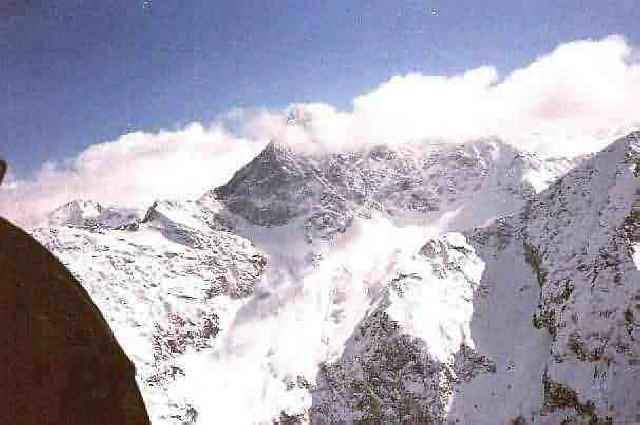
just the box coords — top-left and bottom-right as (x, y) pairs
(211, 138), (578, 236)
(48, 199), (104, 226)
(47, 199), (142, 230)
(29, 132), (640, 425)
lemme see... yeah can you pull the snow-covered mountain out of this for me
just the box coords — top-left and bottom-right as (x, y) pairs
(28, 131), (639, 425)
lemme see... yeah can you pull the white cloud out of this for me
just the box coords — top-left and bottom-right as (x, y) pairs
(1, 35), (638, 227)
(0, 123), (265, 227)
(248, 35), (639, 155)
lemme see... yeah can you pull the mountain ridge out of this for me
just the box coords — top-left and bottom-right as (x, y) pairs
(26, 132), (639, 424)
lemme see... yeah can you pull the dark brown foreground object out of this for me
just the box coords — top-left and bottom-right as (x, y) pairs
(0, 217), (151, 425)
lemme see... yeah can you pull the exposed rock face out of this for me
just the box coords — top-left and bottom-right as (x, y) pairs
(521, 132), (640, 424)
(307, 134), (639, 425)
(0, 217), (150, 425)
(214, 140), (580, 242)
(311, 234), (492, 425)
(24, 132), (640, 425)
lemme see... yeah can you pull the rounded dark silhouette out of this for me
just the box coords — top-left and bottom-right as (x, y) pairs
(0, 214), (151, 425)
(0, 159), (6, 186)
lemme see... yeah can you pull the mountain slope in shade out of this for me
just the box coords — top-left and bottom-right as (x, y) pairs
(27, 133), (640, 425)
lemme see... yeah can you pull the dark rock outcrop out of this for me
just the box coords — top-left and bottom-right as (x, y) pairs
(0, 216), (150, 425)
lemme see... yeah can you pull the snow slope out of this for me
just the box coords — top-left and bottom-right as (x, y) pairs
(33, 199), (267, 424)
(27, 132), (640, 425)
(310, 132), (639, 425)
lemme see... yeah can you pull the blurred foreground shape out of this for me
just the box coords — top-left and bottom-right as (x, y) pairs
(0, 213), (151, 425)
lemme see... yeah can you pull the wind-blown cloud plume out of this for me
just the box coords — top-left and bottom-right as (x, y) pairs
(251, 35), (639, 155)
(1, 35), (638, 227)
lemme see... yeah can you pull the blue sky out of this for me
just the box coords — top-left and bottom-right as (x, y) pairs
(2, 0), (639, 176)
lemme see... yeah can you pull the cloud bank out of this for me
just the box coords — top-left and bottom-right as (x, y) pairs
(0, 124), (265, 227)
(251, 35), (639, 155)
(1, 35), (638, 227)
